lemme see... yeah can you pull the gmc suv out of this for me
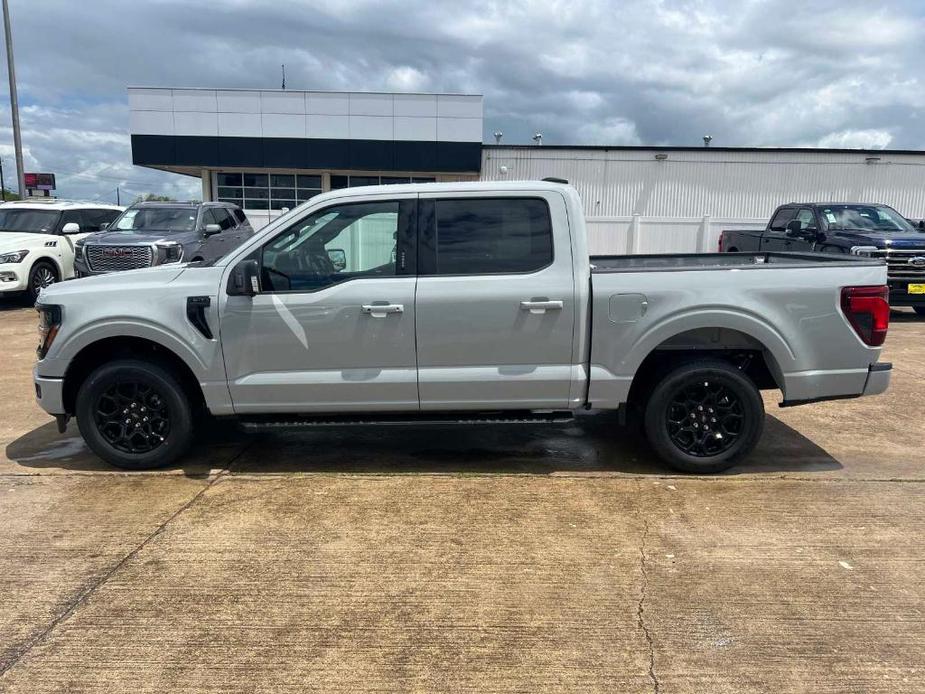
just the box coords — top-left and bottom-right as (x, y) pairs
(75, 201), (253, 276)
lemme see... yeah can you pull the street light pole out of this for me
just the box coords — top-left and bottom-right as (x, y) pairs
(2, 0), (25, 197)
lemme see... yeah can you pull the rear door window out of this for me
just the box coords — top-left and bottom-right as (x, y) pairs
(425, 198), (553, 275)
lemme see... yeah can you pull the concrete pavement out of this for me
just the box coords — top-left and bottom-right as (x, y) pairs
(1, 299), (923, 692)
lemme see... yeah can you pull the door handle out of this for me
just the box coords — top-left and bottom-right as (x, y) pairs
(520, 300), (564, 314)
(361, 303), (404, 318)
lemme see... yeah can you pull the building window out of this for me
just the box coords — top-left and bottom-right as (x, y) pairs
(216, 171), (323, 211)
(329, 175), (436, 190)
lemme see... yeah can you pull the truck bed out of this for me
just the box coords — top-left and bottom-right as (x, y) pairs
(590, 251), (883, 272)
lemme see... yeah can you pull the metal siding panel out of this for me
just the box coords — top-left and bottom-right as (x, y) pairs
(482, 147), (925, 254)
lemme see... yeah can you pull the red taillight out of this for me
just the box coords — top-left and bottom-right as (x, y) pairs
(718, 234), (724, 252)
(841, 285), (890, 347)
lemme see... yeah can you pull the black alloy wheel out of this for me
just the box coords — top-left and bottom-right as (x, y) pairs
(76, 359), (194, 469)
(643, 359), (764, 473)
(94, 380), (171, 454)
(665, 380), (743, 457)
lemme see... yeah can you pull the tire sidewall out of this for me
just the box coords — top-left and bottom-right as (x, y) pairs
(644, 360), (764, 474)
(76, 359), (193, 469)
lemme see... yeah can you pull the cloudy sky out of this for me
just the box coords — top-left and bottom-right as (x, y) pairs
(0, 0), (923, 201)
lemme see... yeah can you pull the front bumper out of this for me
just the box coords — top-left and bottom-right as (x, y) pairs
(888, 280), (925, 307)
(34, 367), (66, 415)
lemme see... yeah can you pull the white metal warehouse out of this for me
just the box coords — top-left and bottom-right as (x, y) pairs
(128, 87), (925, 254)
(481, 145), (925, 254)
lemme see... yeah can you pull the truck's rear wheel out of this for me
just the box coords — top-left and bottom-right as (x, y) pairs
(76, 359), (194, 470)
(643, 359), (764, 473)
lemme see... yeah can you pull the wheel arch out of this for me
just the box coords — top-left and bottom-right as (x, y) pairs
(62, 335), (205, 415)
(28, 255), (64, 280)
(628, 327), (782, 405)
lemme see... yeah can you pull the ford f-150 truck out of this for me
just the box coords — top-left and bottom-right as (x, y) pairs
(720, 202), (925, 314)
(33, 182), (892, 473)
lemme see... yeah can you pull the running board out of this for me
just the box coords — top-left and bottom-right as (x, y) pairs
(238, 411), (575, 431)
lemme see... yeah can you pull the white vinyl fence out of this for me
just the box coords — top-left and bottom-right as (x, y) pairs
(586, 215), (767, 255)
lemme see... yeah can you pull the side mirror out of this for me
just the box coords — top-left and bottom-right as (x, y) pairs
(327, 248), (347, 271)
(227, 258), (260, 296)
(62, 222), (81, 234)
(785, 219), (803, 237)
(203, 223), (222, 236)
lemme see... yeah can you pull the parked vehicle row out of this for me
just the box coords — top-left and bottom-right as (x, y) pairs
(33, 181), (892, 474)
(0, 199), (253, 302)
(0, 200), (123, 301)
(720, 202), (925, 314)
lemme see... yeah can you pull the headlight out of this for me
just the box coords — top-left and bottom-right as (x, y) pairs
(155, 242), (183, 264)
(36, 304), (62, 359)
(0, 249), (28, 263)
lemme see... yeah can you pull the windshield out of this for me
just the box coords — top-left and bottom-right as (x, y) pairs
(820, 205), (917, 233)
(113, 207), (198, 233)
(0, 209), (60, 233)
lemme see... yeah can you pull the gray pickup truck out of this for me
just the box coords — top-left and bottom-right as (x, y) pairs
(33, 181), (892, 473)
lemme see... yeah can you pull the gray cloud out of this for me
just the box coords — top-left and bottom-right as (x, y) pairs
(1, 0), (923, 199)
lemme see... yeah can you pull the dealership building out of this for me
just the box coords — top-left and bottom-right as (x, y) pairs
(129, 87), (925, 254)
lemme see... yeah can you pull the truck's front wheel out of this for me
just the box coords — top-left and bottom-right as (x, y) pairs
(643, 359), (764, 473)
(76, 359), (194, 470)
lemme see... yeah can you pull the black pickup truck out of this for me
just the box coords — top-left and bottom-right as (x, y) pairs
(720, 202), (925, 314)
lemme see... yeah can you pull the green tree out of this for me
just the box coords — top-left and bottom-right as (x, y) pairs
(133, 193), (174, 203)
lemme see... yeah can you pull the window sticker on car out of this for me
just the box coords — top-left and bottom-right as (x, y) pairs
(825, 212), (837, 223)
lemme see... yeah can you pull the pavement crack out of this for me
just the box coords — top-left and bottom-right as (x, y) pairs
(636, 518), (661, 694)
(0, 445), (248, 679)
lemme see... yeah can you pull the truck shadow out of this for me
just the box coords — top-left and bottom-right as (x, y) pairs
(6, 412), (842, 476)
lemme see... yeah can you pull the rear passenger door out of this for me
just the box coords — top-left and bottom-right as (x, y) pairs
(414, 192), (577, 410)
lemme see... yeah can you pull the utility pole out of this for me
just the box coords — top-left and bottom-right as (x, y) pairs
(0, 157), (5, 201)
(2, 0), (25, 197)
(116, 186), (120, 205)
(281, 64), (286, 90)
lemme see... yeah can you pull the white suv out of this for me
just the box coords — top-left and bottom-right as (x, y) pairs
(0, 199), (124, 302)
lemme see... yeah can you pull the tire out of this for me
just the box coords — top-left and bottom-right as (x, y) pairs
(914, 307), (925, 317)
(76, 359), (194, 470)
(27, 261), (58, 303)
(643, 359), (764, 474)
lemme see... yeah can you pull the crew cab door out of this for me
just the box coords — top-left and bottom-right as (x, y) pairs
(219, 194), (419, 413)
(784, 208), (819, 252)
(760, 207), (796, 252)
(414, 191), (577, 410)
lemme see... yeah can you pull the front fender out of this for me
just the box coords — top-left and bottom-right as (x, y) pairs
(39, 317), (210, 380)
